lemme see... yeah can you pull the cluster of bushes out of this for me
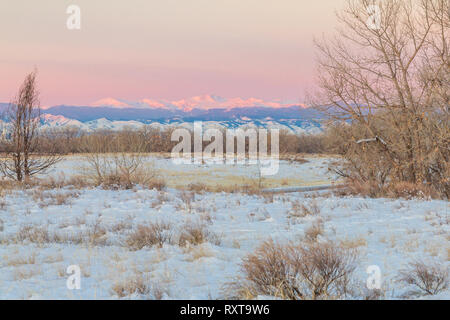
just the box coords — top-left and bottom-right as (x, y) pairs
(226, 239), (449, 300)
(325, 114), (449, 199)
(0, 126), (331, 156)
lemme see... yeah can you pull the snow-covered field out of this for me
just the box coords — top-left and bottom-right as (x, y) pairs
(45, 154), (340, 189)
(0, 157), (448, 299)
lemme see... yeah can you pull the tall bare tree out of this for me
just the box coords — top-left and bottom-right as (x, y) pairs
(0, 70), (61, 181)
(311, 0), (449, 197)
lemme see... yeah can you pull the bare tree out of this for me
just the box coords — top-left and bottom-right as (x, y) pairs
(0, 70), (61, 181)
(311, 0), (449, 197)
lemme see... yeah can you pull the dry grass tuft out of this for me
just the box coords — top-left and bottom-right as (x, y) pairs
(30, 189), (80, 208)
(15, 225), (51, 244)
(341, 180), (438, 199)
(176, 191), (195, 213)
(339, 236), (368, 249)
(187, 183), (209, 194)
(183, 244), (215, 261)
(126, 221), (173, 250)
(111, 273), (150, 297)
(13, 267), (40, 280)
(288, 200), (321, 219)
(10, 221), (108, 246)
(146, 178), (166, 191)
(31, 174), (91, 190)
(111, 273), (169, 299)
(85, 218), (107, 246)
(5, 253), (37, 266)
(178, 221), (220, 247)
(304, 219), (325, 242)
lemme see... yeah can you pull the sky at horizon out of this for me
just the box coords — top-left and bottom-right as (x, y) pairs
(0, 0), (346, 106)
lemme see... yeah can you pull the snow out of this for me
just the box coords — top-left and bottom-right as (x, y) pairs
(68, 95), (304, 111)
(0, 157), (448, 300)
(44, 154), (339, 189)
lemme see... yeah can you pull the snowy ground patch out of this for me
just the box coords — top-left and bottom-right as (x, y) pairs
(0, 186), (448, 299)
(44, 154), (340, 189)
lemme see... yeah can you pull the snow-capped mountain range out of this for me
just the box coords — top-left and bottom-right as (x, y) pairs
(84, 95), (304, 111)
(0, 96), (325, 134)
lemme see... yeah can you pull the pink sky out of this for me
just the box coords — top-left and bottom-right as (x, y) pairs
(0, 0), (345, 106)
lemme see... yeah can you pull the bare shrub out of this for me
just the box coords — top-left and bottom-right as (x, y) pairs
(238, 240), (298, 299)
(79, 133), (163, 190)
(178, 221), (220, 247)
(126, 221), (173, 250)
(398, 260), (449, 296)
(94, 157), (162, 190)
(291, 242), (357, 299)
(304, 219), (324, 242)
(235, 239), (357, 300)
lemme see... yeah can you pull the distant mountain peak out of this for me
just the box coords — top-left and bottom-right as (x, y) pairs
(0, 98), (322, 135)
(90, 98), (131, 108)
(86, 95), (306, 111)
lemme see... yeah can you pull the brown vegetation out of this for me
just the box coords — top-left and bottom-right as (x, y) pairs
(126, 222), (173, 250)
(312, 0), (449, 199)
(0, 70), (61, 181)
(398, 259), (449, 295)
(178, 221), (220, 247)
(230, 239), (358, 300)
